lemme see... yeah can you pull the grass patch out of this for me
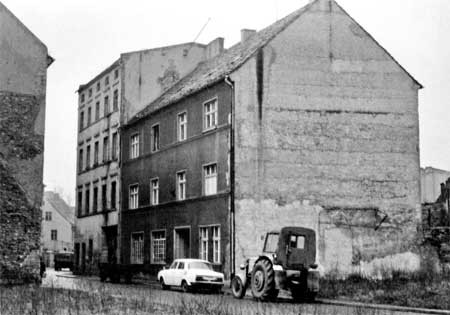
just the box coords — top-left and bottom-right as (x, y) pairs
(319, 268), (450, 310)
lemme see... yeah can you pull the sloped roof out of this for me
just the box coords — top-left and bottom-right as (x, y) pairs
(127, 1), (315, 125)
(44, 191), (74, 225)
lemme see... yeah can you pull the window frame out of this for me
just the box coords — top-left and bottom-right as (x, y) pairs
(177, 111), (187, 142)
(151, 229), (166, 264)
(45, 211), (52, 221)
(112, 132), (118, 160)
(199, 226), (209, 261)
(130, 133), (140, 159)
(130, 231), (144, 264)
(129, 183), (139, 209)
(150, 177), (159, 206)
(94, 141), (99, 166)
(212, 225), (221, 264)
(203, 97), (218, 131)
(176, 171), (186, 201)
(151, 123), (160, 153)
(203, 163), (218, 196)
(51, 229), (58, 241)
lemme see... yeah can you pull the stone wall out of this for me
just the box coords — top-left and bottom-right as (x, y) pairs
(231, 0), (421, 275)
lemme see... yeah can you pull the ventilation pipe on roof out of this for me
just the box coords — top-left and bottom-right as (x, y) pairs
(240, 29), (256, 43)
(205, 37), (224, 59)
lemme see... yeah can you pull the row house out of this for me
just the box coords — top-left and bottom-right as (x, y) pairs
(74, 40), (224, 273)
(121, 0), (422, 277)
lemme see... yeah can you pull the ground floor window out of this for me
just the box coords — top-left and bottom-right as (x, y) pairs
(212, 226), (220, 264)
(151, 230), (166, 264)
(174, 227), (190, 259)
(199, 227), (208, 261)
(131, 232), (144, 264)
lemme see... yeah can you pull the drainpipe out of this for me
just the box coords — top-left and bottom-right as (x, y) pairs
(224, 75), (235, 278)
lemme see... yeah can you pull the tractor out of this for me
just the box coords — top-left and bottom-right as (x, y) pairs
(231, 227), (320, 302)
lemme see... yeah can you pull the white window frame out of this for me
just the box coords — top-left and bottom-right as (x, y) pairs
(130, 133), (139, 159)
(212, 226), (220, 264)
(150, 178), (159, 206)
(177, 111), (187, 142)
(51, 229), (57, 241)
(45, 211), (52, 221)
(151, 123), (160, 152)
(203, 98), (218, 131)
(129, 184), (139, 209)
(151, 230), (166, 264)
(130, 232), (144, 264)
(199, 227), (209, 261)
(176, 171), (186, 201)
(203, 163), (218, 196)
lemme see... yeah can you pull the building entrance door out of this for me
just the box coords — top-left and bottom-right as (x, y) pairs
(174, 227), (190, 259)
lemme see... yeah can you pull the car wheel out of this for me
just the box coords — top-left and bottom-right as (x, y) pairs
(160, 278), (168, 290)
(181, 281), (190, 293)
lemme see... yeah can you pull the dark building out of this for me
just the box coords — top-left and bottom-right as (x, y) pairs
(121, 81), (231, 274)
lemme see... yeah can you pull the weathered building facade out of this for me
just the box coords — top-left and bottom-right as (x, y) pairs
(74, 42), (210, 273)
(41, 191), (74, 267)
(122, 0), (422, 277)
(0, 1), (53, 282)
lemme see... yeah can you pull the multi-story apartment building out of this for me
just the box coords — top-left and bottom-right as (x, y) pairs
(41, 191), (74, 267)
(121, 0), (422, 277)
(74, 40), (224, 273)
(0, 1), (53, 282)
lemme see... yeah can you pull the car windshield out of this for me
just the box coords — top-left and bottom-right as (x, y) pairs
(264, 233), (279, 253)
(188, 261), (213, 270)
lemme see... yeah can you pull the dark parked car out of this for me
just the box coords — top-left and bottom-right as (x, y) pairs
(54, 252), (74, 271)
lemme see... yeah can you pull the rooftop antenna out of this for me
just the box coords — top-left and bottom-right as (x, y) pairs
(192, 17), (211, 43)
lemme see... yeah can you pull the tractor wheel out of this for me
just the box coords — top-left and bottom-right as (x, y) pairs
(231, 276), (246, 299)
(250, 259), (278, 301)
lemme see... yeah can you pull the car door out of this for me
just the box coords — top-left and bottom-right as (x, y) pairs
(174, 261), (185, 286)
(166, 260), (178, 285)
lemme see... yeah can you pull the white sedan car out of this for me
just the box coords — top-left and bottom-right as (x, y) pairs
(157, 259), (224, 293)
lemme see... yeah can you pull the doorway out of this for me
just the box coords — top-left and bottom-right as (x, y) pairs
(174, 227), (190, 259)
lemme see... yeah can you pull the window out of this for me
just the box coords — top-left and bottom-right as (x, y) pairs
(94, 141), (99, 166)
(87, 107), (92, 125)
(104, 96), (110, 116)
(129, 184), (139, 209)
(150, 178), (159, 205)
(177, 112), (187, 141)
(114, 69), (119, 79)
(81, 93), (85, 103)
(204, 164), (217, 196)
(85, 185), (90, 214)
(176, 171), (186, 201)
(78, 148), (83, 172)
(112, 132), (118, 160)
(105, 76), (109, 86)
(151, 124), (159, 152)
(103, 136), (109, 162)
(289, 235), (305, 249)
(199, 227), (208, 261)
(86, 145), (91, 168)
(95, 102), (100, 120)
(111, 181), (117, 210)
(88, 88), (92, 98)
(102, 184), (107, 211)
(113, 90), (119, 111)
(93, 186), (98, 213)
(203, 99), (217, 130)
(212, 226), (220, 263)
(131, 232), (144, 264)
(51, 230), (57, 241)
(79, 111), (84, 130)
(88, 239), (93, 262)
(45, 211), (52, 221)
(130, 133), (139, 158)
(96, 82), (100, 92)
(151, 231), (166, 263)
(77, 190), (83, 217)
(177, 262), (185, 269)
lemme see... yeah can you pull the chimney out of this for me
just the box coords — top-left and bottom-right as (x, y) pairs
(205, 37), (224, 59)
(241, 29), (256, 43)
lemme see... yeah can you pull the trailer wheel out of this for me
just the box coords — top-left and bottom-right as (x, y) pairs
(250, 259), (277, 301)
(231, 276), (246, 299)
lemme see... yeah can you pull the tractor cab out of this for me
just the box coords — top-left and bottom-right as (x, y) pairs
(263, 227), (316, 270)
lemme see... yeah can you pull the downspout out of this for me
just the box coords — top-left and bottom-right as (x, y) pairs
(224, 75), (235, 278)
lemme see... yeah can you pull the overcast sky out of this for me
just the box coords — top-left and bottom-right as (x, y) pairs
(3, 0), (449, 205)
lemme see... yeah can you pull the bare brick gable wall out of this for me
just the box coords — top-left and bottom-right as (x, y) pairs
(0, 92), (44, 283)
